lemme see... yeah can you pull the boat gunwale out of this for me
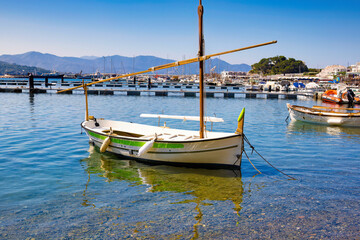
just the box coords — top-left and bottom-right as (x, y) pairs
(81, 121), (243, 143)
(288, 105), (360, 118)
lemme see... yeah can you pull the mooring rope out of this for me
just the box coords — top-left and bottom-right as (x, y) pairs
(243, 134), (296, 180)
(243, 148), (262, 174)
(285, 114), (290, 122)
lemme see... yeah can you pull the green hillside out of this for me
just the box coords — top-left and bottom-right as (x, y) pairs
(0, 61), (49, 75)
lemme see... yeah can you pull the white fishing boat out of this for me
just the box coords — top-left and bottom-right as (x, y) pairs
(58, 1), (277, 168)
(81, 116), (244, 167)
(287, 103), (360, 127)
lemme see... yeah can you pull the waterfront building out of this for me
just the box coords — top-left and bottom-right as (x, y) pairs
(317, 65), (347, 79)
(221, 71), (247, 81)
(349, 62), (360, 73)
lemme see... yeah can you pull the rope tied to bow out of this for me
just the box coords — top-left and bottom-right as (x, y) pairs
(243, 134), (296, 180)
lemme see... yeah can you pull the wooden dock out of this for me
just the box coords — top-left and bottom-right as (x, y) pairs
(0, 79), (313, 99)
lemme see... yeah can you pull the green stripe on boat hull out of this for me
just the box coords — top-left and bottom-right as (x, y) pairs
(88, 131), (184, 149)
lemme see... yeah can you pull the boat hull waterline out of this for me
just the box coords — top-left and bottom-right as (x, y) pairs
(82, 119), (244, 168)
(287, 103), (360, 127)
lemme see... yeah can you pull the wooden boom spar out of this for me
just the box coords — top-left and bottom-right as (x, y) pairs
(57, 40), (277, 93)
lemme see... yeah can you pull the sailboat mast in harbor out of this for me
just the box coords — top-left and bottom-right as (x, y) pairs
(198, 0), (205, 139)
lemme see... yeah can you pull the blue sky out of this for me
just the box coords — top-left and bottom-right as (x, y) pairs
(0, 0), (359, 68)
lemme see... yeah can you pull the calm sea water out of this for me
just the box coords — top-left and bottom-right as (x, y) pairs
(0, 92), (359, 239)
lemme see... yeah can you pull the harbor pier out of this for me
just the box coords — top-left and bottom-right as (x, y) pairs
(0, 79), (312, 99)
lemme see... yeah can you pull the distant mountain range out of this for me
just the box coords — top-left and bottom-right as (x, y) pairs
(0, 60), (49, 75)
(0, 51), (251, 75)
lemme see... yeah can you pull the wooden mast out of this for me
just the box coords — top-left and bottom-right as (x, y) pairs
(83, 80), (89, 121)
(198, 0), (205, 138)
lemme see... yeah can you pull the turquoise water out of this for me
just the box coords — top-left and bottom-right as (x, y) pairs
(0, 93), (359, 239)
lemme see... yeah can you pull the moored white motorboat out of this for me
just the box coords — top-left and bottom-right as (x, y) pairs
(263, 81), (281, 91)
(244, 84), (261, 91)
(287, 103), (360, 127)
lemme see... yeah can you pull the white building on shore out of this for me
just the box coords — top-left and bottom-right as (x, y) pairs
(317, 65), (347, 79)
(221, 71), (247, 81)
(349, 62), (360, 73)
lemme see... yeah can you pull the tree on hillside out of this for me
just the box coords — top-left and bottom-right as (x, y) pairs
(250, 56), (308, 75)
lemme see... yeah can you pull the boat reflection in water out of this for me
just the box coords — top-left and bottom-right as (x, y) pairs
(81, 145), (244, 237)
(287, 120), (360, 139)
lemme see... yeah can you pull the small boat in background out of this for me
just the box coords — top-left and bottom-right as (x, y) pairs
(262, 81), (281, 91)
(292, 82), (305, 91)
(287, 103), (360, 127)
(304, 82), (324, 93)
(322, 85), (360, 104)
(321, 89), (342, 103)
(244, 84), (261, 91)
